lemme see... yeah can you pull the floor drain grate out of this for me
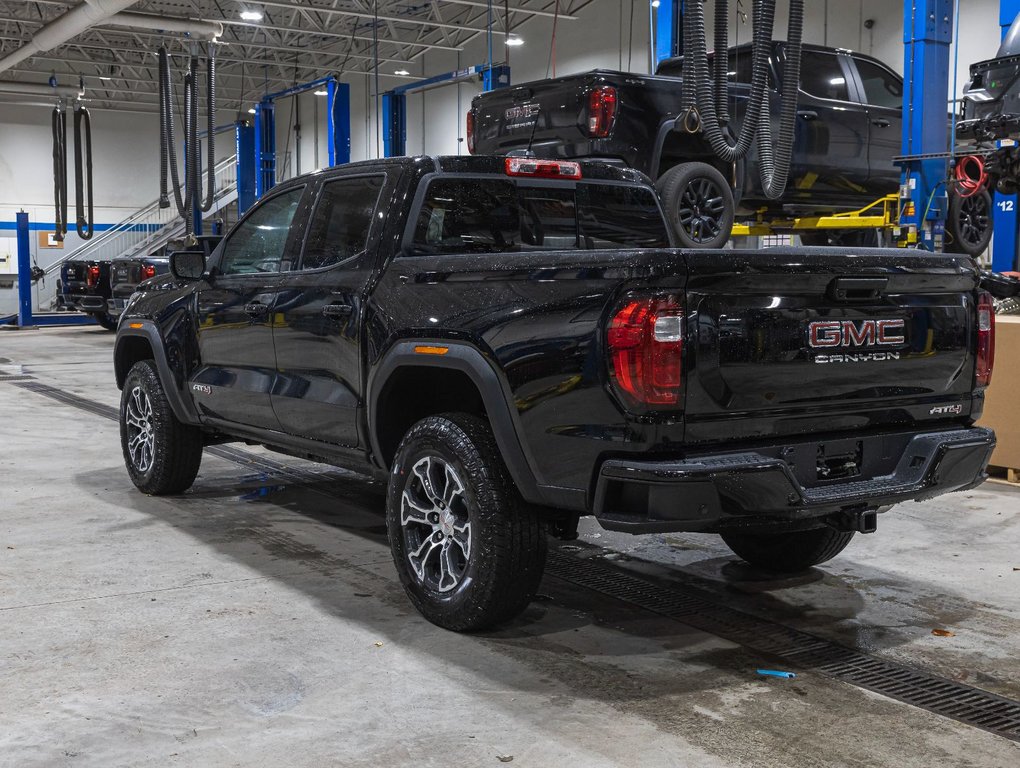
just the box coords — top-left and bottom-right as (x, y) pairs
(546, 550), (1020, 742)
(0, 374), (35, 382)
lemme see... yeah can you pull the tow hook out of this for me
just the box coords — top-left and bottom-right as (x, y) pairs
(834, 507), (878, 534)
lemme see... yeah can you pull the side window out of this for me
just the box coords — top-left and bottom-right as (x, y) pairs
(854, 58), (903, 110)
(301, 176), (385, 270)
(577, 184), (670, 249)
(798, 51), (850, 101)
(219, 186), (304, 275)
(411, 179), (519, 254)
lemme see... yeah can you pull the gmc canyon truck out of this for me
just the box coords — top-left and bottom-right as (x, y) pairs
(114, 155), (998, 632)
(60, 259), (116, 329)
(470, 43), (912, 250)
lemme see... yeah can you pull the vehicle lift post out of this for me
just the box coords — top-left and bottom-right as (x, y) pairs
(382, 64), (511, 158)
(249, 76), (351, 205)
(8, 211), (94, 328)
(653, 0), (682, 65)
(992, 0), (1020, 271)
(901, 0), (954, 250)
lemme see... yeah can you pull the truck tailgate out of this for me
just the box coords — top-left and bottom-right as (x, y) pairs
(683, 249), (980, 444)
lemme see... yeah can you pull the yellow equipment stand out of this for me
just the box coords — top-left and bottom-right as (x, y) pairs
(732, 194), (916, 244)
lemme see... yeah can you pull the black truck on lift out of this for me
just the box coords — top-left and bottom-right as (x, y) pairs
(469, 43), (907, 249)
(114, 155), (998, 632)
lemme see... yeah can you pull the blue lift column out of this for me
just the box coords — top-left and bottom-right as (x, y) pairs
(13, 211), (93, 328)
(253, 99), (276, 199)
(382, 92), (407, 158)
(327, 80), (351, 166)
(654, 0), (682, 66)
(901, 0), (954, 250)
(992, 0), (1020, 271)
(235, 120), (256, 214)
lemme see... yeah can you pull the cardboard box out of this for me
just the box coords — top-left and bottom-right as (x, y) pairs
(979, 315), (1020, 470)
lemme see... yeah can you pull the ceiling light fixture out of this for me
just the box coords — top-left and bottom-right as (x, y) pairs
(505, 35), (524, 47)
(247, 107), (256, 114)
(394, 69), (411, 76)
(313, 89), (328, 96)
(240, 10), (263, 22)
(651, 0), (661, 8)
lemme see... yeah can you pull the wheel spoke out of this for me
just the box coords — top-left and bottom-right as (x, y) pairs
(450, 522), (471, 560)
(437, 543), (460, 592)
(408, 536), (441, 580)
(411, 458), (442, 506)
(400, 491), (433, 527)
(441, 462), (464, 507)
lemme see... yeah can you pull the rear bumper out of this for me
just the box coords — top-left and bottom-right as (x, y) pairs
(593, 427), (996, 534)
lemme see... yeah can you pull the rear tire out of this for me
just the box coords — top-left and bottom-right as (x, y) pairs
(720, 527), (855, 573)
(656, 162), (735, 249)
(946, 189), (993, 257)
(386, 412), (547, 631)
(91, 312), (118, 331)
(120, 360), (203, 495)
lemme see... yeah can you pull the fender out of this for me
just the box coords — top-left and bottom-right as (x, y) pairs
(368, 340), (581, 510)
(114, 321), (201, 426)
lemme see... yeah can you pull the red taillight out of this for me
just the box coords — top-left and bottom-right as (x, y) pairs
(466, 109), (476, 154)
(588, 86), (617, 138)
(504, 156), (582, 179)
(607, 296), (684, 407)
(86, 265), (100, 288)
(142, 264), (157, 280)
(976, 291), (995, 387)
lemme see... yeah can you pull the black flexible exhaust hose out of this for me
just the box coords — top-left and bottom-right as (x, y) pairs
(159, 47), (186, 217)
(183, 60), (197, 235)
(158, 49), (169, 209)
(51, 107), (68, 242)
(201, 46), (216, 212)
(73, 107), (95, 240)
(714, 0), (730, 125)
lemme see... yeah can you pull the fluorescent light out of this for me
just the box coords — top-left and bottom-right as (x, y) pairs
(651, 0), (661, 7)
(394, 69), (411, 76)
(314, 89), (328, 96)
(505, 35), (524, 47)
(247, 107), (256, 114)
(98, 75), (111, 81)
(240, 10), (263, 22)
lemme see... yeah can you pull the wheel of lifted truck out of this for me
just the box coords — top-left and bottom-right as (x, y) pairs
(720, 528), (855, 573)
(120, 360), (203, 495)
(91, 312), (118, 331)
(656, 162), (735, 249)
(386, 412), (547, 632)
(946, 188), (993, 257)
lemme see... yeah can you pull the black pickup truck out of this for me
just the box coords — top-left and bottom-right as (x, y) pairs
(114, 155), (998, 632)
(59, 259), (116, 330)
(470, 43), (905, 249)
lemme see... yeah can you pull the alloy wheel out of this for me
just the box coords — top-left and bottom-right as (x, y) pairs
(957, 194), (991, 247)
(399, 455), (472, 593)
(678, 176), (727, 244)
(124, 386), (155, 473)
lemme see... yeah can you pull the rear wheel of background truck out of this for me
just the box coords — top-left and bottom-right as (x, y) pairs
(90, 312), (118, 331)
(120, 360), (203, 495)
(656, 162), (735, 249)
(945, 188), (993, 257)
(386, 412), (547, 632)
(720, 528), (855, 573)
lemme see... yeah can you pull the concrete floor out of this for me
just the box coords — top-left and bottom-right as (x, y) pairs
(1, 326), (1018, 768)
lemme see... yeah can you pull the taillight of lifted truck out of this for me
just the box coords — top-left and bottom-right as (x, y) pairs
(607, 296), (685, 408)
(976, 291), (995, 387)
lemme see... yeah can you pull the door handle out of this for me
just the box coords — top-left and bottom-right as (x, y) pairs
(871, 118), (891, 128)
(244, 301), (269, 317)
(797, 110), (818, 121)
(322, 303), (353, 318)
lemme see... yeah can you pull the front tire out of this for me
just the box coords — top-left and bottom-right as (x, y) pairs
(386, 413), (547, 631)
(946, 189), (993, 257)
(120, 360), (203, 495)
(720, 527), (855, 573)
(91, 312), (118, 331)
(656, 162), (735, 249)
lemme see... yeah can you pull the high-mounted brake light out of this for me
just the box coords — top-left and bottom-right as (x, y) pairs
(976, 291), (995, 387)
(588, 86), (617, 138)
(142, 264), (157, 280)
(86, 265), (100, 288)
(466, 109), (476, 154)
(607, 296), (684, 407)
(504, 157), (582, 180)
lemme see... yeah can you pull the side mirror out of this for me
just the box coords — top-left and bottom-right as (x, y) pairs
(170, 249), (207, 280)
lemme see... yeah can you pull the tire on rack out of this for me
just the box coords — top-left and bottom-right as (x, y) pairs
(91, 312), (118, 331)
(386, 412), (547, 632)
(945, 188), (993, 257)
(120, 360), (203, 495)
(720, 527), (855, 573)
(656, 161), (735, 249)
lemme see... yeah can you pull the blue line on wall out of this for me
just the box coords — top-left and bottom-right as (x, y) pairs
(0, 222), (161, 233)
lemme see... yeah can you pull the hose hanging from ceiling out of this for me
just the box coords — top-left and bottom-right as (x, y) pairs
(681, 0), (805, 200)
(51, 105), (68, 242)
(201, 47), (216, 212)
(73, 105), (94, 239)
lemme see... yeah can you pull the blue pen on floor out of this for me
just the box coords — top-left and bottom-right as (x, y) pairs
(757, 669), (797, 679)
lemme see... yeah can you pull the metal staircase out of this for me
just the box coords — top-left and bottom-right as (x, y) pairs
(44, 153), (238, 277)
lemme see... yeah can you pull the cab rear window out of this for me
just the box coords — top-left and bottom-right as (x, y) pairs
(407, 178), (669, 255)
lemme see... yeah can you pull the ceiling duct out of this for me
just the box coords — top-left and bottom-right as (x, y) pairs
(101, 12), (223, 40)
(0, 80), (85, 99)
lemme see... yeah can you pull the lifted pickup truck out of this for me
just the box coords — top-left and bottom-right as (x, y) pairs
(470, 43), (905, 249)
(115, 155), (997, 631)
(60, 259), (117, 330)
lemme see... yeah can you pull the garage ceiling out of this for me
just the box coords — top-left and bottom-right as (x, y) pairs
(0, 0), (591, 112)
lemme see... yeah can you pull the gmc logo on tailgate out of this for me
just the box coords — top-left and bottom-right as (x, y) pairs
(808, 319), (905, 348)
